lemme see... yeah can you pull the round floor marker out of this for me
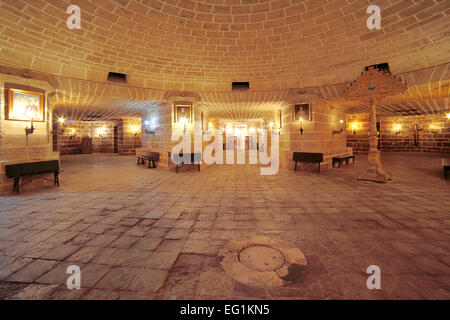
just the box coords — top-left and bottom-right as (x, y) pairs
(219, 236), (307, 287)
(239, 245), (285, 272)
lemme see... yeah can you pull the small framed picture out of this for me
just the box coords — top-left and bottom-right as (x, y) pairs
(6, 88), (45, 121)
(174, 104), (192, 123)
(293, 103), (311, 122)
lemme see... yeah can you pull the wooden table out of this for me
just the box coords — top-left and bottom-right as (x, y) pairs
(292, 152), (324, 173)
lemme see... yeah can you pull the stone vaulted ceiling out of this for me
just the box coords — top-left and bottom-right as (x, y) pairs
(0, 0), (449, 119)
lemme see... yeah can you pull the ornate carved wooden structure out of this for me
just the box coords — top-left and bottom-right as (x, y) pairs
(343, 67), (407, 182)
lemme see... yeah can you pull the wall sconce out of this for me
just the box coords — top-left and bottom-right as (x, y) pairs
(97, 127), (107, 138)
(351, 123), (358, 135)
(180, 117), (187, 134)
(25, 118), (35, 136)
(131, 125), (139, 137)
(393, 124), (401, 135)
(51, 117), (66, 135)
(430, 124), (440, 134)
(299, 118), (304, 135)
(446, 113), (450, 119)
(144, 120), (155, 135)
(203, 122), (213, 135)
(333, 120), (344, 134)
(68, 128), (76, 137)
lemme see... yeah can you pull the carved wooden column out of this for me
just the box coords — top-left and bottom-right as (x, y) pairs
(358, 97), (392, 182)
(343, 66), (407, 183)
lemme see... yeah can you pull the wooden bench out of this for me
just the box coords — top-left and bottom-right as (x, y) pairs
(174, 153), (202, 173)
(443, 159), (450, 180)
(293, 152), (324, 173)
(332, 155), (355, 168)
(137, 152), (159, 168)
(5, 160), (60, 194)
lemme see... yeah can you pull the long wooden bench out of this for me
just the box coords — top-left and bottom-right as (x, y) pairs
(443, 159), (450, 180)
(5, 160), (60, 194)
(137, 152), (159, 168)
(332, 155), (355, 168)
(174, 153), (202, 173)
(293, 152), (324, 173)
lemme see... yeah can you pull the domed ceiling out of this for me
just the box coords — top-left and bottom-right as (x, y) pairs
(0, 0), (449, 119)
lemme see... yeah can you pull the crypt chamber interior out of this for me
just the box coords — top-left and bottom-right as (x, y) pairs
(0, 0), (448, 300)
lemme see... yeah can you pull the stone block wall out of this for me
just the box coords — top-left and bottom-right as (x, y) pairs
(346, 113), (370, 153)
(58, 121), (115, 155)
(118, 118), (141, 155)
(286, 101), (348, 170)
(346, 113), (450, 153)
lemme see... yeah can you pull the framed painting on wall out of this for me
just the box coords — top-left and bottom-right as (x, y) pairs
(174, 104), (192, 123)
(6, 88), (45, 122)
(293, 103), (311, 122)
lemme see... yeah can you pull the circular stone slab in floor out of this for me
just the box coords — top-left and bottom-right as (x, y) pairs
(219, 236), (307, 287)
(239, 245), (285, 272)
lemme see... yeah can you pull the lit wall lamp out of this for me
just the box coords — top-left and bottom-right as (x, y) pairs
(446, 113), (450, 120)
(68, 128), (77, 137)
(299, 118), (304, 135)
(204, 122), (213, 135)
(97, 127), (107, 138)
(144, 120), (155, 135)
(269, 122), (280, 135)
(131, 125), (140, 137)
(51, 117), (65, 135)
(351, 123), (358, 135)
(430, 124), (440, 134)
(25, 118), (35, 136)
(393, 124), (402, 135)
(180, 117), (187, 134)
(333, 120), (344, 134)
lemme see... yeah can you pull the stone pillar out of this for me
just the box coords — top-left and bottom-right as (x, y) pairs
(357, 98), (392, 182)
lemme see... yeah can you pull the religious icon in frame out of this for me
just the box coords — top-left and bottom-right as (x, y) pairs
(174, 104), (192, 123)
(293, 103), (311, 122)
(6, 88), (45, 122)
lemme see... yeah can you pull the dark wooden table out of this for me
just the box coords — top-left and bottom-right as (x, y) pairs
(292, 152), (324, 173)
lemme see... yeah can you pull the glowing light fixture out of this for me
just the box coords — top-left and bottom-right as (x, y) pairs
(430, 124), (439, 134)
(97, 127), (107, 137)
(446, 113), (450, 119)
(351, 123), (358, 135)
(299, 118), (304, 135)
(58, 117), (65, 124)
(393, 124), (402, 134)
